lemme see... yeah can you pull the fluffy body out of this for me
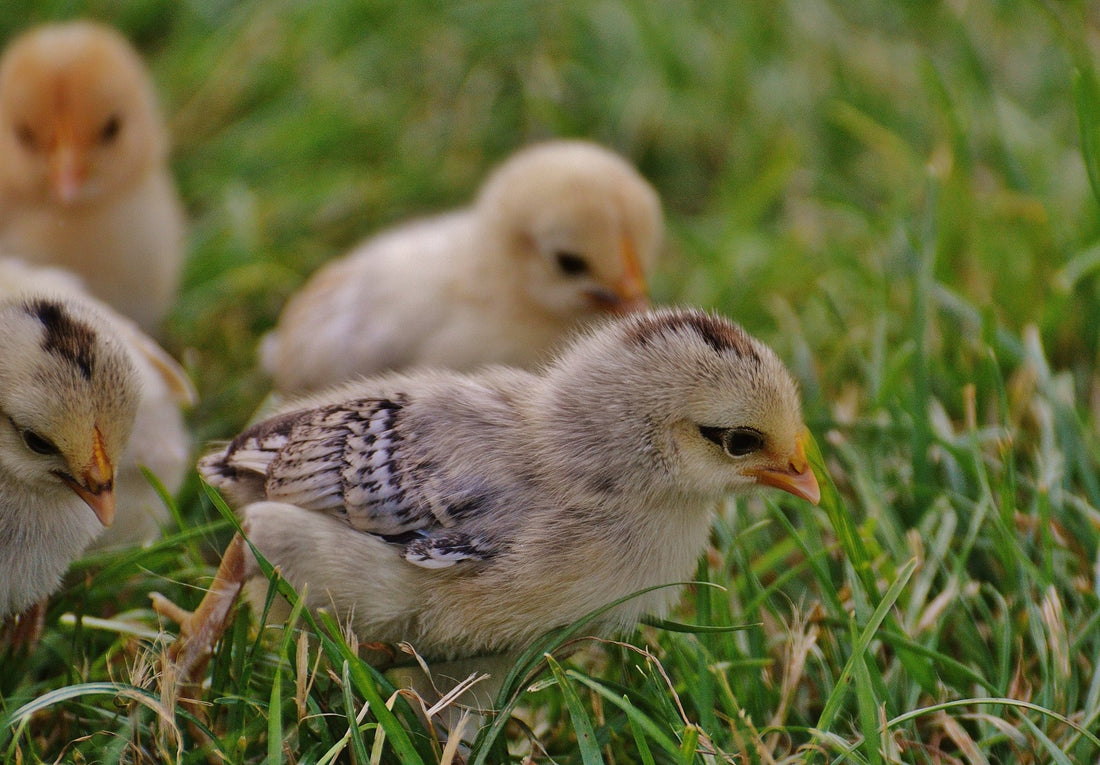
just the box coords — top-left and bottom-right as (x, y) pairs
(261, 140), (663, 393)
(197, 308), (819, 661)
(0, 21), (185, 333)
(0, 258), (193, 549)
(0, 295), (140, 618)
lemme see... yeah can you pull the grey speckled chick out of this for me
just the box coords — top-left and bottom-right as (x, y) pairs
(155, 307), (820, 680)
(0, 297), (140, 640)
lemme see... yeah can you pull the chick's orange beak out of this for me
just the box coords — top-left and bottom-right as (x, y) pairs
(612, 232), (650, 313)
(60, 427), (116, 526)
(750, 430), (821, 505)
(586, 233), (650, 314)
(49, 123), (87, 204)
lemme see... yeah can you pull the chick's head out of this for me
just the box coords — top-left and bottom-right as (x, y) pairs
(0, 20), (165, 206)
(541, 307), (819, 505)
(0, 298), (140, 526)
(476, 140), (663, 319)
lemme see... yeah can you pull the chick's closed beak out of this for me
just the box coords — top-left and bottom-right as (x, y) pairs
(60, 427), (116, 526)
(49, 122), (87, 204)
(749, 430), (821, 505)
(613, 232), (649, 312)
(585, 233), (650, 314)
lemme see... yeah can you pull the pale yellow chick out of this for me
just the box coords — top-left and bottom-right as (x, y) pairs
(0, 20), (185, 334)
(0, 257), (193, 549)
(261, 140), (663, 394)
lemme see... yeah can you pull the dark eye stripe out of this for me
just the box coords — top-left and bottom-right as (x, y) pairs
(698, 426), (726, 447)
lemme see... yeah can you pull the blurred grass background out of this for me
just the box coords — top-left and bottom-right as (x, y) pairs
(2, 0), (1100, 762)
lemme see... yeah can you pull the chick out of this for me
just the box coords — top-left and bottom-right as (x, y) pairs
(155, 307), (819, 682)
(0, 295), (141, 643)
(260, 139), (663, 394)
(0, 20), (185, 334)
(0, 258), (194, 550)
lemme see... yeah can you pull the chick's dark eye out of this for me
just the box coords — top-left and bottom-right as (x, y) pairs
(723, 428), (765, 456)
(698, 425), (765, 457)
(555, 252), (590, 276)
(100, 115), (121, 143)
(22, 429), (60, 456)
(15, 123), (36, 150)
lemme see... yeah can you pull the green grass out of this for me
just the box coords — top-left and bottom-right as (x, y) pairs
(3, 0), (1100, 761)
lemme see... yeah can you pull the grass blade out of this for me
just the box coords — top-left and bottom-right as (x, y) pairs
(268, 659), (284, 764)
(627, 696), (658, 765)
(545, 654), (605, 764)
(566, 671), (685, 759)
(340, 661), (370, 765)
(1074, 65), (1100, 206)
(813, 559), (918, 738)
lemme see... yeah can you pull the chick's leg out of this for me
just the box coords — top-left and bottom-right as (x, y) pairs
(1, 599), (46, 650)
(151, 531), (250, 683)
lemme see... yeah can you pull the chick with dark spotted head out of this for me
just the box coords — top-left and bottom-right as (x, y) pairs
(0, 297), (139, 637)
(156, 307), (819, 686)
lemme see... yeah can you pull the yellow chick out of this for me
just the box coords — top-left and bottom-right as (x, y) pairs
(0, 20), (185, 334)
(0, 257), (193, 550)
(0, 295), (140, 646)
(261, 140), (663, 394)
